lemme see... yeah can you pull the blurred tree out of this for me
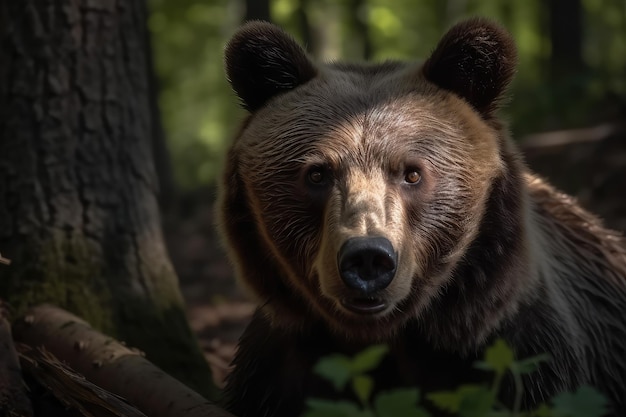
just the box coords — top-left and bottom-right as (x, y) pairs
(445, 0), (469, 25)
(245, 0), (270, 21)
(147, 0), (626, 189)
(149, 0), (242, 189)
(0, 0), (216, 398)
(347, 0), (372, 60)
(548, 0), (584, 80)
(296, 0), (317, 54)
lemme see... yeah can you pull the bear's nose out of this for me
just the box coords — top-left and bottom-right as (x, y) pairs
(338, 237), (397, 294)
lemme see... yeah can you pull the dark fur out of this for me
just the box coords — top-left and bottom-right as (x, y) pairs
(224, 22), (317, 111)
(422, 18), (517, 117)
(218, 18), (626, 417)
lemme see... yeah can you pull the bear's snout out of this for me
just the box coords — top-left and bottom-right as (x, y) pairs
(337, 236), (397, 295)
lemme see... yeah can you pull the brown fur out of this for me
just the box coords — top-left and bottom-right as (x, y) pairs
(218, 18), (626, 416)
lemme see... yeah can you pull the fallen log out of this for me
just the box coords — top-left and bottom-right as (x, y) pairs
(13, 305), (234, 417)
(19, 344), (148, 417)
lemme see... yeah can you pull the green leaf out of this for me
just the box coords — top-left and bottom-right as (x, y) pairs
(374, 388), (431, 417)
(551, 386), (608, 417)
(313, 354), (353, 391)
(530, 403), (555, 417)
(303, 399), (375, 417)
(350, 345), (389, 374)
(427, 386), (469, 413)
(352, 375), (374, 405)
(512, 354), (551, 375)
(427, 390), (462, 413)
(484, 339), (515, 375)
(458, 386), (495, 417)
(427, 385), (493, 415)
(473, 361), (493, 372)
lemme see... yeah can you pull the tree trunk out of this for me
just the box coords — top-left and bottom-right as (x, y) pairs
(296, 0), (316, 55)
(145, 19), (177, 214)
(347, 0), (371, 60)
(0, 0), (215, 398)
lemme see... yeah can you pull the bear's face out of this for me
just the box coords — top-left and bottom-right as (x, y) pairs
(221, 19), (517, 341)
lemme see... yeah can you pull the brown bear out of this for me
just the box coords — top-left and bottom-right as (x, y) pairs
(217, 18), (626, 417)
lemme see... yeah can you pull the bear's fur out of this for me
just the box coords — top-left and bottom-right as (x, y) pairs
(218, 18), (626, 416)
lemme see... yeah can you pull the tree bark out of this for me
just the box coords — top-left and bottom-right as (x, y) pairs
(0, 0), (215, 398)
(145, 15), (176, 214)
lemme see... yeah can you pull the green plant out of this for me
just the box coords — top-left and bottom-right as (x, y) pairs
(302, 339), (608, 417)
(304, 345), (430, 417)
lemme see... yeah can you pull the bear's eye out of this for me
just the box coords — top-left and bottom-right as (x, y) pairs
(307, 167), (326, 185)
(404, 170), (421, 184)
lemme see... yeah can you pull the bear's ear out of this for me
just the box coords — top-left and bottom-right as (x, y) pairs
(225, 21), (317, 112)
(422, 18), (517, 117)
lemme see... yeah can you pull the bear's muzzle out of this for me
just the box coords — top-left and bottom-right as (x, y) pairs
(337, 236), (397, 313)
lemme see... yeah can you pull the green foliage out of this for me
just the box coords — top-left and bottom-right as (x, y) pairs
(304, 399), (375, 417)
(313, 345), (388, 394)
(350, 345), (389, 373)
(511, 354), (552, 375)
(314, 354), (354, 391)
(303, 343), (430, 417)
(352, 375), (374, 405)
(148, 0), (243, 188)
(148, 0), (626, 189)
(483, 339), (516, 375)
(427, 385), (494, 417)
(374, 389), (429, 417)
(302, 340), (608, 417)
(550, 386), (609, 417)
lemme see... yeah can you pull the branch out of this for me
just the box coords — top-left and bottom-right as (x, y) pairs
(13, 305), (234, 417)
(0, 252), (10, 265)
(18, 344), (147, 417)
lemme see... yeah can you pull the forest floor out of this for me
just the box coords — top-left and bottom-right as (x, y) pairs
(164, 192), (252, 389)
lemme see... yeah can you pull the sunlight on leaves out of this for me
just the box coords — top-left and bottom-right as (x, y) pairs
(367, 6), (402, 37)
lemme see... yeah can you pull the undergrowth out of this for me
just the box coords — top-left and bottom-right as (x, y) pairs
(301, 340), (607, 417)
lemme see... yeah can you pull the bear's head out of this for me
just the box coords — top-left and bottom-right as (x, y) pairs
(220, 19), (529, 345)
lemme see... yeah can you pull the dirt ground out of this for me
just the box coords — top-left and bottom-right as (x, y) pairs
(164, 192), (253, 388)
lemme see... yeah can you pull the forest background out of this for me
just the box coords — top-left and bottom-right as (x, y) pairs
(0, 1), (624, 413)
(148, 0), (626, 190)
